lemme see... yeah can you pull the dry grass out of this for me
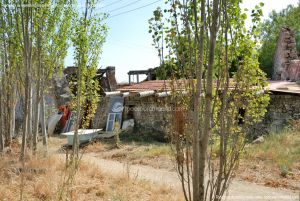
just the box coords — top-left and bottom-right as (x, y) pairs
(129, 144), (172, 159)
(0, 144), (182, 201)
(95, 142), (174, 170)
(83, 141), (106, 153)
(237, 128), (300, 190)
(244, 129), (300, 170)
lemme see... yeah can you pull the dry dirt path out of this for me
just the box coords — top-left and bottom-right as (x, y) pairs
(83, 153), (299, 201)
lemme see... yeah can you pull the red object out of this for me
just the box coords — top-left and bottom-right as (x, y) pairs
(58, 105), (71, 129)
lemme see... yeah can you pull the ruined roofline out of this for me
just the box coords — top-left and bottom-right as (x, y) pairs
(127, 68), (157, 84)
(127, 68), (155, 75)
(105, 79), (300, 98)
(63, 65), (117, 92)
(64, 66), (115, 75)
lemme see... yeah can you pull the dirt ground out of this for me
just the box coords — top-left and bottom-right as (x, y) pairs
(79, 136), (300, 191)
(82, 155), (298, 201)
(236, 160), (300, 191)
(0, 138), (184, 201)
(25, 134), (298, 201)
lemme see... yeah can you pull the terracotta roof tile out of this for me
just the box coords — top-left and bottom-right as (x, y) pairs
(118, 80), (189, 92)
(119, 79), (300, 94)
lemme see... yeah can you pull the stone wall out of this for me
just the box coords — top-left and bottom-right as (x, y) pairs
(288, 60), (300, 81)
(92, 97), (110, 129)
(105, 66), (117, 91)
(92, 96), (178, 138)
(273, 27), (299, 80)
(123, 96), (173, 135)
(256, 92), (300, 135)
(93, 93), (300, 139)
(52, 72), (71, 106)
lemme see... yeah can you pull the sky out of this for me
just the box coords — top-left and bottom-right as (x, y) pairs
(65, 0), (299, 83)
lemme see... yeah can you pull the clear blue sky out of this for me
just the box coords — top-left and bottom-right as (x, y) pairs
(65, 0), (299, 83)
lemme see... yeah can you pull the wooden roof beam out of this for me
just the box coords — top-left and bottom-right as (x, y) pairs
(137, 90), (156, 97)
(104, 91), (122, 97)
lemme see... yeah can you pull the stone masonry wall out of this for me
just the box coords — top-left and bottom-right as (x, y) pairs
(273, 27), (299, 80)
(123, 96), (173, 135)
(92, 97), (110, 129)
(288, 60), (300, 81)
(256, 92), (300, 135)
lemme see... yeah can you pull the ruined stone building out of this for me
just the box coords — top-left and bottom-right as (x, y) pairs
(92, 80), (188, 142)
(32, 27), (299, 136)
(25, 66), (118, 134)
(259, 27), (300, 134)
(94, 27), (300, 136)
(273, 27), (300, 81)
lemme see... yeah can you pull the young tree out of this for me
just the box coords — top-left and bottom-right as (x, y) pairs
(56, 1), (107, 199)
(149, 1), (269, 200)
(71, 0), (107, 157)
(31, 0), (74, 154)
(0, 0), (20, 150)
(0, 0), (74, 159)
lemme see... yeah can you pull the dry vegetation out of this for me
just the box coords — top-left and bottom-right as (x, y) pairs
(87, 140), (174, 170)
(238, 128), (300, 190)
(0, 140), (183, 201)
(86, 129), (300, 191)
(4, 127), (297, 201)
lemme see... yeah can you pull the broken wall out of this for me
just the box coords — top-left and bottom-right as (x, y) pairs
(92, 97), (110, 129)
(122, 96), (173, 138)
(273, 27), (299, 80)
(253, 92), (300, 137)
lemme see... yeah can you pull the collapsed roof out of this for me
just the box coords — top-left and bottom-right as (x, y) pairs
(105, 79), (300, 98)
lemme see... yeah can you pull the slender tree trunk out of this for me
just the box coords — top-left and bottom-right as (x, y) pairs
(0, 49), (4, 152)
(10, 85), (17, 140)
(199, 0), (220, 200)
(1, 4), (9, 149)
(20, 76), (29, 161)
(0, 90), (3, 152)
(214, 3), (229, 198)
(20, 3), (32, 161)
(73, 0), (89, 158)
(40, 93), (48, 154)
(73, 66), (81, 157)
(0, 131), (3, 152)
(32, 87), (40, 154)
(192, 0), (206, 200)
(33, 15), (43, 154)
(27, 84), (33, 148)
(5, 78), (12, 147)
(33, 51), (41, 153)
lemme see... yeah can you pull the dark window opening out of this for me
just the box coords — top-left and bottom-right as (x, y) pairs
(238, 108), (246, 125)
(127, 105), (135, 119)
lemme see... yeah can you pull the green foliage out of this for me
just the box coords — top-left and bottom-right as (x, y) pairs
(0, 0), (75, 155)
(71, 0), (108, 128)
(149, 1), (270, 200)
(155, 60), (181, 80)
(259, 4), (300, 77)
(0, 0), (74, 99)
(149, 0), (269, 128)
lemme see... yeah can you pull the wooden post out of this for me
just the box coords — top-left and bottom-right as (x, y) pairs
(128, 74), (131, 85)
(137, 74), (139, 83)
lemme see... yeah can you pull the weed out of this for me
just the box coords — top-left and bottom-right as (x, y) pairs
(84, 141), (105, 153)
(0, 149), (183, 200)
(244, 129), (300, 171)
